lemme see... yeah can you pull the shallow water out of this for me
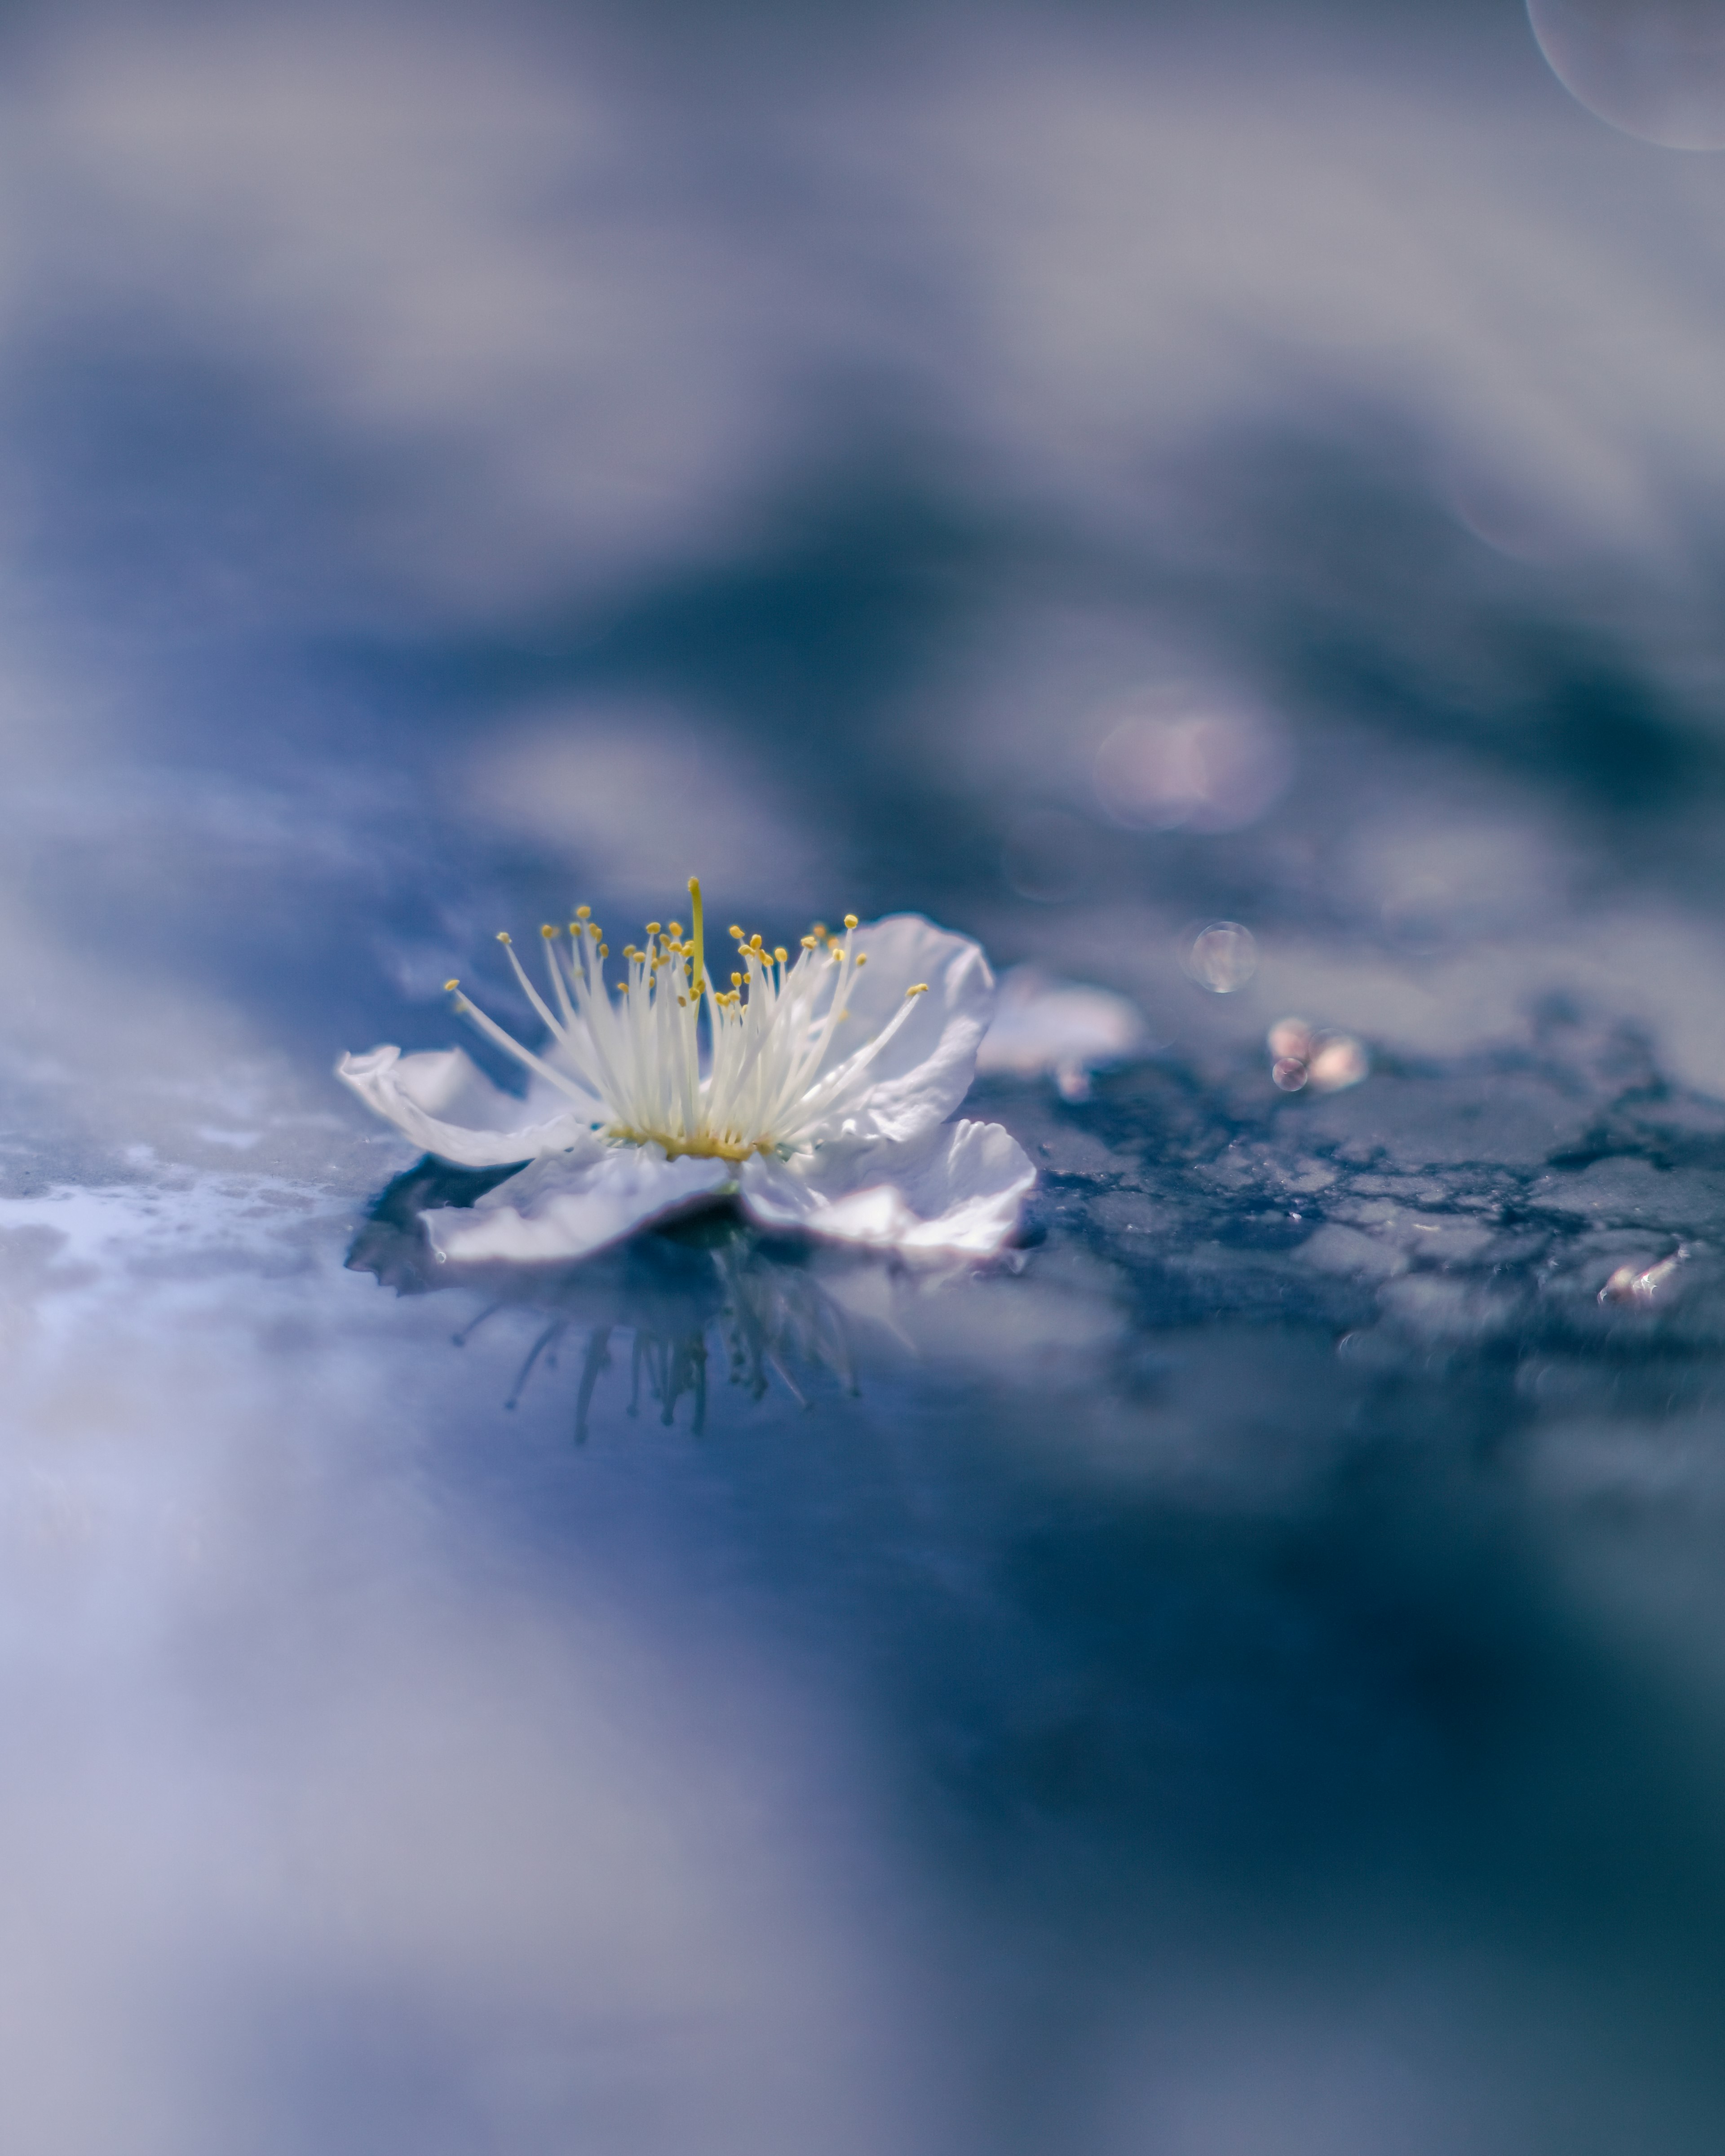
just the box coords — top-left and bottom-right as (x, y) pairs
(7, 2), (1725, 2148)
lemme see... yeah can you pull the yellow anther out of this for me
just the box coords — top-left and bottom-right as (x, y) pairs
(774, 946), (787, 964)
(575, 906), (591, 919)
(496, 931), (512, 945)
(856, 953), (868, 966)
(907, 983), (929, 996)
(688, 878), (705, 987)
(646, 923), (660, 937)
(729, 924), (744, 941)
(811, 922), (827, 940)
(801, 935), (818, 949)
(541, 923), (557, 938)
(444, 978), (460, 992)
(618, 981), (629, 994)
(844, 914), (858, 930)
(668, 920), (682, 939)
(731, 972), (743, 987)
(599, 944), (609, 958)
(750, 933), (764, 951)
(568, 922), (581, 934)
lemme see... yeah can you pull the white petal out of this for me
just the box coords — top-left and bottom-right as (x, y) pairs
(739, 1118), (1035, 1256)
(973, 968), (1147, 1082)
(810, 914), (996, 1144)
(423, 1144), (734, 1264)
(337, 1044), (601, 1167)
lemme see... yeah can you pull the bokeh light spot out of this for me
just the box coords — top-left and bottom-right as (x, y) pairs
(1094, 690), (1292, 835)
(1184, 922), (1258, 994)
(1528, 0), (1725, 150)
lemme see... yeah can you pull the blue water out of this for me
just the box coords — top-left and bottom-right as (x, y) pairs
(7, 3), (1725, 2148)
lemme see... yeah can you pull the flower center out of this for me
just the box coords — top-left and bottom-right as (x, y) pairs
(443, 878), (929, 1160)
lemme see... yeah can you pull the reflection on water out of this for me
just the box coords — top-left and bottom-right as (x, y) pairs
(349, 1161), (860, 1437)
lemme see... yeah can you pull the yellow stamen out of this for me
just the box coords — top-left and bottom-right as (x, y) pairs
(774, 946), (787, 964)
(444, 978), (460, 992)
(606, 1126), (777, 1163)
(646, 923), (660, 937)
(844, 914), (858, 930)
(496, 931), (512, 945)
(575, 906), (591, 919)
(541, 923), (557, 939)
(907, 983), (929, 996)
(688, 877), (704, 990)
(729, 924), (744, 941)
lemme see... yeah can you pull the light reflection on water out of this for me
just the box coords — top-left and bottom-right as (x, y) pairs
(8, 0), (1725, 2147)
(348, 1165), (867, 1436)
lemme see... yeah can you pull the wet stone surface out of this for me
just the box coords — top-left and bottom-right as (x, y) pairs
(10, 2), (1725, 2147)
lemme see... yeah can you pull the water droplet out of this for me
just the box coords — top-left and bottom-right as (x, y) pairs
(1184, 922), (1257, 994)
(1528, 0), (1725, 150)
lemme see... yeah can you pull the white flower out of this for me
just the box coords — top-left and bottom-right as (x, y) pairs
(339, 881), (1035, 1264)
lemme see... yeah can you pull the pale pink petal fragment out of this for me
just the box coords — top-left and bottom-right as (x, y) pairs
(974, 966), (1147, 1101)
(337, 1045), (602, 1167)
(423, 1144), (734, 1265)
(738, 1118), (1035, 1256)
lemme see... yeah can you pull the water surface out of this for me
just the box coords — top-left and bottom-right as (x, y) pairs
(6, 3), (1725, 2148)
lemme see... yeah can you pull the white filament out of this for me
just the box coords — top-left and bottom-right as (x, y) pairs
(452, 883), (929, 1164)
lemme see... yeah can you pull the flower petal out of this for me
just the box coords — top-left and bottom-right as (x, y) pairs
(739, 1118), (1034, 1256)
(337, 1044), (601, 1167)
(973, 968), (1147, 1099)
(809, 914), (996, 1144)
(423, 1144), (734, 1265)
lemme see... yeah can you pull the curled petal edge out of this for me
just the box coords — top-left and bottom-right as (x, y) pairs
(738, 1118), (1035, 1256)
(337, 1045), (601, 1168)
(422, 1144), (735, 1266)
(823, 915), (997, 1145)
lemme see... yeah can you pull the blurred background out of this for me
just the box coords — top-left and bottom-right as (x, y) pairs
(8, 0), (1725, 2149)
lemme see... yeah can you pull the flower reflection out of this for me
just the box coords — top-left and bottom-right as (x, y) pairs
(348, 1158), (861, 1439)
